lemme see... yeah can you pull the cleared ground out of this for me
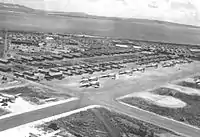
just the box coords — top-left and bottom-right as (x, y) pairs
(43, 60), (200, 96)
(22, 60), (200, 137)
(0, 85), (70, 104)
(121, 86), (200, 129)
(125, 91), (186, 108)
(2, 8), (200, 136)
(0, 84), (72, 117)
(0, 73), (23, 88)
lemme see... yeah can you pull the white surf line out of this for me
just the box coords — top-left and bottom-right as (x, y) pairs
(0, 97), (78, 120)
(0, 105), (101, 136)
(117, 100), (200, 132)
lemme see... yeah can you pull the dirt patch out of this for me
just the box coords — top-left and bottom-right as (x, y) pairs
(0, 97), (35, 114)
(133, 92), (186, 108)
(0, 85), (71, 105)
(121, 87), (200, 128)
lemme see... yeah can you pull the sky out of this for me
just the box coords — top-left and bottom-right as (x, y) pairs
(1, 0), (200, 26)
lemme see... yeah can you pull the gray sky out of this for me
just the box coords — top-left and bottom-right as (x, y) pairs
(1, 0), (200, 26)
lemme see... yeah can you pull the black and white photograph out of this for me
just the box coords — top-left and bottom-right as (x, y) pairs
(0, 0), (200, 137)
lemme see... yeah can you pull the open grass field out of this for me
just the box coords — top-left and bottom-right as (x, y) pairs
(121, 87), (200, 128)
(1, 12), (200, 45)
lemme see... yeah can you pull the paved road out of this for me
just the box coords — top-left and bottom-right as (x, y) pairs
(0, 99), (84, 131)
(1, 95), (200, 137)
(0, 62), (200, 137)
(90, 98), (200, 137)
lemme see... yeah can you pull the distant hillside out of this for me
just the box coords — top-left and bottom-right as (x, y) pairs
(1, 2), (200, 29)
(0, 2), (47, 15)
(46, 12), (200, 29)
(0, 3), (34, 13)
(47, 11), (88, 17)
(1, 2), (200, 45)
